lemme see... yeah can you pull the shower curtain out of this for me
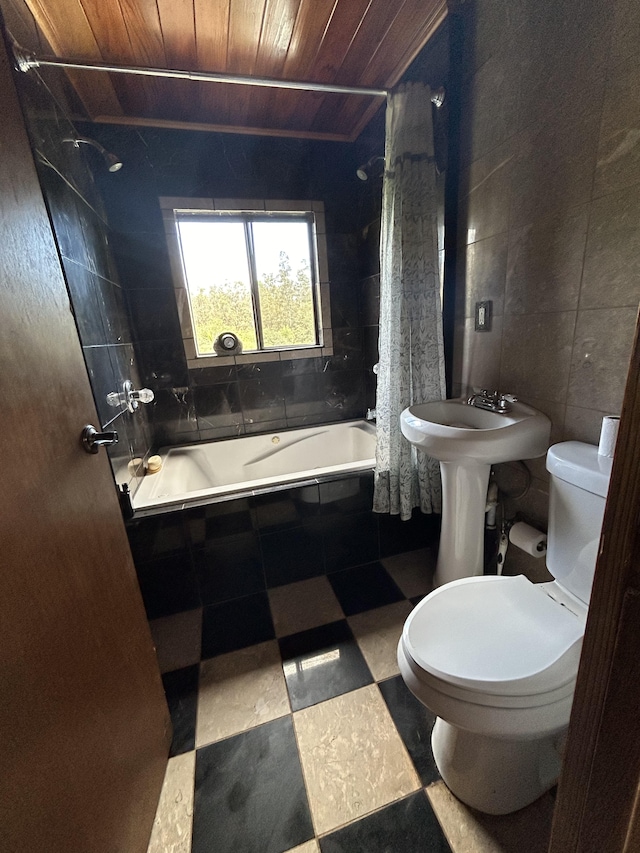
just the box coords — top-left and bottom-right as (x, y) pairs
(373, 82), (446, 521)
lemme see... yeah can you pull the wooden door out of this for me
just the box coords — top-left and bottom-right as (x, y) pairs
(0, 37), (170, 853)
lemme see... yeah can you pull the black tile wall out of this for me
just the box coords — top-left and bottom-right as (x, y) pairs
(135, 339), (190, 390)
(193, 532), (264, 605)
(323, 514), (380, 572)
(71, 121), (387, 448)
(280, 357), (320, 377)
(109, 231), (174, 291)
(193, 383), (243, 431)
(239, 377), (286, 423)
(126, 288), (183, 342)
(13, 66), (154, 498)
(360, 274), (381, 328)
(251, 484), (320, 532)
(261, 522), (326, 587)
(319, 474), (374, 514)
(126, 472), (439, 621)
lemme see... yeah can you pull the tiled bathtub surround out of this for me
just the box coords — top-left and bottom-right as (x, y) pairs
(168, 347), (368, 443)
(147, 549), (556, 853)
(127, 472), (440, 626)
(77, 124), (379, 448)
(452, 0), (640, 559)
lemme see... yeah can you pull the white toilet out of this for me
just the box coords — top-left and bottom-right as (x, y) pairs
(398, 441), (612, 815)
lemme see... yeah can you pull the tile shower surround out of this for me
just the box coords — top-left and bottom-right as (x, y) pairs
(15, 38), (448, 478)
(141, 331), (371, 448)
(14, 67), (153, 496)
(77, 123), (383, 449)
(14, 13), (449, 490)
(131, 249), (373, 445)
(127, 472), (440, 624)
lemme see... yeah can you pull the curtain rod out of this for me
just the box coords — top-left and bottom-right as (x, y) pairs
(13, 45), (388, 98)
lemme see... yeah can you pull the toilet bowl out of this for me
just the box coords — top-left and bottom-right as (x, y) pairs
(398, 574), (585, 813)
(397, 441), (612, 814)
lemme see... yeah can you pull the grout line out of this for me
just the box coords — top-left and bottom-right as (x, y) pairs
(424, 783), (459, 853)
(290, 702), (320, 839)
(315, 789), (429, 841)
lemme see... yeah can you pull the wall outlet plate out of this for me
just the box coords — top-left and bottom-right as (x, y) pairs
(475, 300), (492, 332)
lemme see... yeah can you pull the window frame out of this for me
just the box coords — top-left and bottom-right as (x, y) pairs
(161, 197), (332, 368)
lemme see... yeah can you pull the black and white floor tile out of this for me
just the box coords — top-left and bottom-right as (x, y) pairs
(148, 549), (556, 853)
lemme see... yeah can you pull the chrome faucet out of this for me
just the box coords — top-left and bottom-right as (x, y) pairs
(466, 389), (518, 413)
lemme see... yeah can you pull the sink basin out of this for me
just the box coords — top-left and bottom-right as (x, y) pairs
(401, 398), (551, 464)
(401, 398), (551, 587)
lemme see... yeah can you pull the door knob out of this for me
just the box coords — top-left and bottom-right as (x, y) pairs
(81, 424), (119, 454)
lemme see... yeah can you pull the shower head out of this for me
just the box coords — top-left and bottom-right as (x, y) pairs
(356, 155), (384, 181)
(63, 136), (123, 172)
(102, 150), (123, 172)
(431, 86), (446, 108)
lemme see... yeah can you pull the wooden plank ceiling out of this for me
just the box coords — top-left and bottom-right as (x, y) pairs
(13, 0), (447, 141)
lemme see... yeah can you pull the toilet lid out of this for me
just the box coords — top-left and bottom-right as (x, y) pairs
(404, 575), (584, 696)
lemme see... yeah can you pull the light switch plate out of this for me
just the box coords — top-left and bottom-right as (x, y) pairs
(475, 300), (492, 332)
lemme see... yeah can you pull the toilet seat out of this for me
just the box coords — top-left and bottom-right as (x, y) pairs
(403, 575), (585, 699)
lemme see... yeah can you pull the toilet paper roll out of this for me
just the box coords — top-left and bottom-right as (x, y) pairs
(598, 415), (620, 458)
(508, 522), (547, 557)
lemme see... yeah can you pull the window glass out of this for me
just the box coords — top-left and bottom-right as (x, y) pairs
(177, 219), (258, 353)
(176, 214), (319, 355)
(252, 220), (316, 348)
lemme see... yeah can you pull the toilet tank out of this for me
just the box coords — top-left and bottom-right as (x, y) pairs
(545, 441), (613, 605)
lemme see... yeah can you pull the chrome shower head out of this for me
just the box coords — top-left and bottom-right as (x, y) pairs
(63, 136), (123, 172)
(103, 150), (123, 172)
(356, 155), (384, 181)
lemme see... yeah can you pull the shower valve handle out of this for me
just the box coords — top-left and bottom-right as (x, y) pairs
(81, 424), (119, 454)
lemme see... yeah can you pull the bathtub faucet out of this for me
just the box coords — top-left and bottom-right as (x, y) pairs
(466, 389), (517, 413)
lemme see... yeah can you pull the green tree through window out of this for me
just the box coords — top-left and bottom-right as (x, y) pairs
(177, 214), (319, 355)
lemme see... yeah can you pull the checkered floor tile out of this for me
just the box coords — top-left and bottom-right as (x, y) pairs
(147, 549), (555, 853)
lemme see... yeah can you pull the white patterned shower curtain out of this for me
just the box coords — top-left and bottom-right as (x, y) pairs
(373, 82), (446, 521)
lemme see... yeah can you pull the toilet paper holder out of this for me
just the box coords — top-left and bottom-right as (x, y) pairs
(508, 520), (547, 557)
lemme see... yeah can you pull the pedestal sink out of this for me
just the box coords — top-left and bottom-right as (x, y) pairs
(401, 398), (551, 587)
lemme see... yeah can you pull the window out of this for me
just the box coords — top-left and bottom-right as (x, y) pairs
(162, 199), (331, 367)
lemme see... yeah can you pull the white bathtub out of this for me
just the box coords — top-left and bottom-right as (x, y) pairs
(133, 420), (377, 513)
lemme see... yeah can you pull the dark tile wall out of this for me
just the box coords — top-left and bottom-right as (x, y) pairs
(10, 61), (153, 498)
(78, 123), (382, 448)
(127, 473), (439, 621)
(452, 0), (640, 561)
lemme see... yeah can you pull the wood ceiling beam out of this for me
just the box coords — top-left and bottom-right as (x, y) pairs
(91, 112), (353, 143)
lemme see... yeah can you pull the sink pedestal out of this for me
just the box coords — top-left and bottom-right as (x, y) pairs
(435, 461), (491, 587)
(400, 397), (551, 588)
